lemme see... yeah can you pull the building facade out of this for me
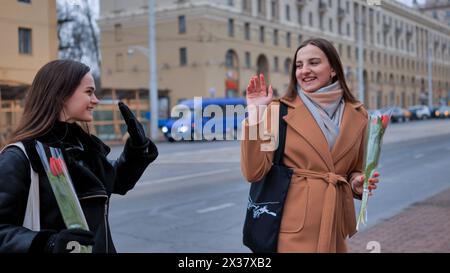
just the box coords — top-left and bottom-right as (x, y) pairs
(417, 0), (450, 27)
(0, 0), (58, 146)
(98, 0), (450, 114)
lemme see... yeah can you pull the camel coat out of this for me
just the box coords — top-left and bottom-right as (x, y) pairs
(241, 95), (368, 253)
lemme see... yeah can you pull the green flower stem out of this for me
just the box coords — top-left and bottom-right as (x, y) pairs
(356, 116), (387, 230)
(47, 173), (92, 253)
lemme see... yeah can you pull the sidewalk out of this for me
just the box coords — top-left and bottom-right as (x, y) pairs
(348, 186), (450, 253)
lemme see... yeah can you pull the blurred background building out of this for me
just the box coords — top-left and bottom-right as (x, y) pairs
(0, 0), (58, 146)
(1, 0), (450, 144)
(98, 0), (450, 113)
(416, 0), (450, 26)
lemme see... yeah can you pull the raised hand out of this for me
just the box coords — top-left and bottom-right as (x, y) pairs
(246, 73), (273, 107)
(118, 102), (149, 147)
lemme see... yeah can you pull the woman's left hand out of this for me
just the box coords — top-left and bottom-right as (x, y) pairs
(351, 171), (380, 197)
(118, 102), (149, 146)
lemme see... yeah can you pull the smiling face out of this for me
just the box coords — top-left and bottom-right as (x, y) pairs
(60, 72), (99, 123)
(295, 44), (336, 93)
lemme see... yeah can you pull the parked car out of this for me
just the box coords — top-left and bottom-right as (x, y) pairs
(435, 106), (450, 118)
(430, 105), (440, 118)
(381, 106), (410, 122)
(408, 105), (431, 120)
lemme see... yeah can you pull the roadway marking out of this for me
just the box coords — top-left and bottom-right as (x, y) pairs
(137, 168), (238, 187)
(197, 203), (235, 214)
(413, 153), (424, 159)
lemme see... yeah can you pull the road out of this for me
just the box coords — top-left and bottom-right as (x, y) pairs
(107, 119), (450, 252)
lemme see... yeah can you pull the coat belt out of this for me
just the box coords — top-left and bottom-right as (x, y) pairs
(292, 169), (357, 253)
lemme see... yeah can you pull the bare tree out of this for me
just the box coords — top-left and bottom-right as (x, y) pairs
(57, 0), (101, 88)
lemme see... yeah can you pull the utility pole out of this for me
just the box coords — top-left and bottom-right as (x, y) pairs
(148, 0), (159, 140)
(427, 31), (433, 109)
(357, 5), (364, 105)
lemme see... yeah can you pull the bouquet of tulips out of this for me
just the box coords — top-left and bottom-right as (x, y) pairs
(35, 141), (92, 253)
(356, 109), (392, 230)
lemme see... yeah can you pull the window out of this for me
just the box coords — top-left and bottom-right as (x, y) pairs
(347, 23), (350, 36)
(245, 52), (251, 69)
(297, 6), (303, 24)
(273, 29), (278, 46)
(258, 0), (264, 14)
(274, 56), (279, 72)
(244, 22), (251, 40)
(329, 18), (333, 32)
(225, 50), (236, 68)
(18, 0), (31, 3)
(309, 12), (313, 26)
(180, 47), (187, 66)
(178, 15), (186, 34)
(260, 26), (265, 43)
(243, 0), (251, 12)
(347, 45), (351, 59)
(286, 32), (291, 48)
(286, 4), (290, 21)
(298, 34), (303, 45)
(284, 58), (292, 75)
(114, 23), (122, 41)
(228, 0), (234, 6)
(115, 53), (124, 72)
(271, 1), (278, 19)
(432, 11), (438, 19)
(228, 18), (234, 37)
(18, 27), (32, 54)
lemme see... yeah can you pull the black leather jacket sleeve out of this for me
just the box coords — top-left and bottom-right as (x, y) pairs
(0, 147), (39, 252)
(110, 138), (158, 195)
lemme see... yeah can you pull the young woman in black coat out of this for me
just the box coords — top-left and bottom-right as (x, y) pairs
(0, 60), (158, 253)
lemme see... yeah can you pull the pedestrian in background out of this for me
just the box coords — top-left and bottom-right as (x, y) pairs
(0, 60), (158, 253)
(241, 38), (379, 252)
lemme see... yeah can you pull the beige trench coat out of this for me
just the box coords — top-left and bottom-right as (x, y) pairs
(241, 95), (368, 253)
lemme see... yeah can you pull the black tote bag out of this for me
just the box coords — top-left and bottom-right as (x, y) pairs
(243, 102), (293, 253)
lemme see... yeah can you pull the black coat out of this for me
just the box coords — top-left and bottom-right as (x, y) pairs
(0, 121), (158, 253)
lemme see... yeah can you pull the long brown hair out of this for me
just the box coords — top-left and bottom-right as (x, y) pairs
(285, 38), (358, 103)
(9, 60), (91, 144)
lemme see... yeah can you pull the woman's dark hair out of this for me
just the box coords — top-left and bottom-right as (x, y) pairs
(9, 59), (91, 143)
(285, 38), (358, 103)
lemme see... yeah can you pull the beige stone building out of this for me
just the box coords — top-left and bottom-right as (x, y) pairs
(0, 0), (58, 145)
(98, 0), (450, 115)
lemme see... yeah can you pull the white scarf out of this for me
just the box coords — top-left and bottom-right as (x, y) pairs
(297, 81), (345, 150)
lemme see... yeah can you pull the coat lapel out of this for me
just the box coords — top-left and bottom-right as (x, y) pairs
(331, 101), (367, 164)
(280, 96), (335, 171)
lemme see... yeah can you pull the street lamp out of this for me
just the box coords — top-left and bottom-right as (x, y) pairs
(128, 45), (158, 140)
(126, 0), (158, 141)
(356, 5), (365, 106)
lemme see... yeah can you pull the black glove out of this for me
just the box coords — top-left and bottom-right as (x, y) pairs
(45, 228), (95, 253)
(118, 102), (149, 147)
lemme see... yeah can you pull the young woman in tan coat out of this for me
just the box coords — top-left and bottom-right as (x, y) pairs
(241, 38), (380, 253)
